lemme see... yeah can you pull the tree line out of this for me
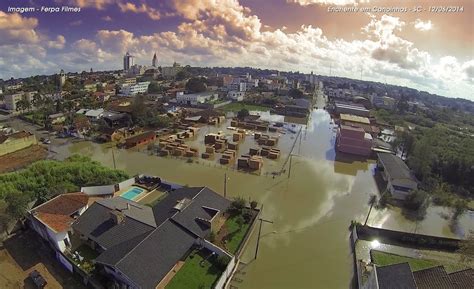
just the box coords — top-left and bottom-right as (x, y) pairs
(0, 155), (129, 231)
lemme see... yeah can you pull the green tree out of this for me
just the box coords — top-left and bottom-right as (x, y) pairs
(175, 69), (191, 81)
(227, 197), (246, 215)
(237, 108), (249, 119)
(148, 81), (164, 94)
(185, 77), (207, 93)
(4, 192), (30, 219)
(452, 199), (468, 221)
(404, 189), (428, 211)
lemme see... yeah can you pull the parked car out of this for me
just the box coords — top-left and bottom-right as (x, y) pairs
(28, 270), (47, 288)
(41, 138), (51, 144)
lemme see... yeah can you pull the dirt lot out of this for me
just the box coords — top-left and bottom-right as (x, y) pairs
(0, 145), (47, 173)
(0, 230), (85, 289)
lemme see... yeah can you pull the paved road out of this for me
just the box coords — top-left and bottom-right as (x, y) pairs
(3, 116), (71, 158)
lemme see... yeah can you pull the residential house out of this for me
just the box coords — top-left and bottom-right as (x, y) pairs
(83, 80), (98, 92)
(72, 115), (91, 137)
(370, 94), (396, 110)
(124, 131), (156, 148)
(176, 91), (218, 106)
(28, 192), (89, 252)
(377, 153), (418, 200)
(48, 113), (66, 125)
(102, 111), (131, 128)
(94, 92), (111, 102)
(228, 90), (245, 101)
(72, 187), (232, 289)
(85, 108), (104, 121)
(362, 262), (473, 289)
(0, 130), (37, 156)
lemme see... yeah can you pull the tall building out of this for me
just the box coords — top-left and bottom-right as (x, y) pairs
(152, 52), (157, 67)
(58, 69), (66, 88)
(123, 52), (134, 71)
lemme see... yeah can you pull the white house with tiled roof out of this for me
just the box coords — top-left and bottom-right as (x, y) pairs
(28, 192), (89, 252)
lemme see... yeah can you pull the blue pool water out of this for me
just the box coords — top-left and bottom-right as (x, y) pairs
(121, 187), (145, 200)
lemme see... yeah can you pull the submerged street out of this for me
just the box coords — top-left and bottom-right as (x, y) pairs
(24, 95), (473, 289)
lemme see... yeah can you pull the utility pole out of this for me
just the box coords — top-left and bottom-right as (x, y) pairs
(254, 217), (273, 259)
(298, 130), (302, 155)
(111, 146), (117, 169)
(288, 154), (293, 179)
(224, 173), (227, 198)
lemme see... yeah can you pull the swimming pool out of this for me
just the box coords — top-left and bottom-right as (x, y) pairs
(120, 186), (145, 201)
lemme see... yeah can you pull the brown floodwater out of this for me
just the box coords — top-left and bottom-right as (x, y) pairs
(52, 94), (473, 289)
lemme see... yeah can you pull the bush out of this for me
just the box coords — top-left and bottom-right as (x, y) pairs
(243, 210), (253, 223)
(215, 255), (231, 270)
(237, 108), (249, 119)
(250, 200), (258, 210)
(404, 189), (428, 211)
(227, 197), (246, 215)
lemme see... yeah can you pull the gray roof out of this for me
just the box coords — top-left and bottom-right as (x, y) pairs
(151, 187), (203, 226)
(72, 201), (155, 250)
(413, 266), (452, 289)
(171, 187), (231, 238)
(74, 187), (231, 289)
(447, 268), (474, 289)
(97, 198), (157, 227)
(413, 267), (474, 289)
(378, 153), (416, 183)
(106, 220), (196, 289)
(376, 263), (417, 289)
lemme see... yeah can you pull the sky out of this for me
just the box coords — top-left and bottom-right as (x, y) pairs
(0, 0), (473, 100)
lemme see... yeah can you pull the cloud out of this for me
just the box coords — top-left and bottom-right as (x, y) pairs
(414, 19), (433, 31)
(1, 1), (472, 100)
(0, 12), (39, 44)
(70, 20), (83, 26)
(102, 15), (113, 22)
(117, 2), (161, 20)
(48, 35), (66, 49)
(287, 0), (370, 6)
(66, 0), (115, 10)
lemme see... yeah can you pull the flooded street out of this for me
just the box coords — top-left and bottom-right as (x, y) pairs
(51, 95), (473, 289)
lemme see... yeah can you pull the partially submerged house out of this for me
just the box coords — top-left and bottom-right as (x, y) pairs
(124, 131), (156, 149)
(72, 187), (232, 289)
(377, 153), (418, 200)
(27, 192), (89, 252)
(336, 125), (373, 157)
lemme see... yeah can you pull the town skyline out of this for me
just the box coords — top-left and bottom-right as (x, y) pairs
(0, 0), (473, 101)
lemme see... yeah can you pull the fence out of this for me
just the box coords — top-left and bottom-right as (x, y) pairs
(355, 224), (462, 251)
(56, 250), (104, 289)
(214, 256), (237, 289)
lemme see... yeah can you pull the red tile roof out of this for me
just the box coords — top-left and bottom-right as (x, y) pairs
(32, 192), (89, 233)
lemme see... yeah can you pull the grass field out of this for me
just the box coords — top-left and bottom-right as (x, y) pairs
(224, 215), (251, 254)
(166, 250), (222, 289)
(371, 250), (466, 272)
(219, 102), (270, 112)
